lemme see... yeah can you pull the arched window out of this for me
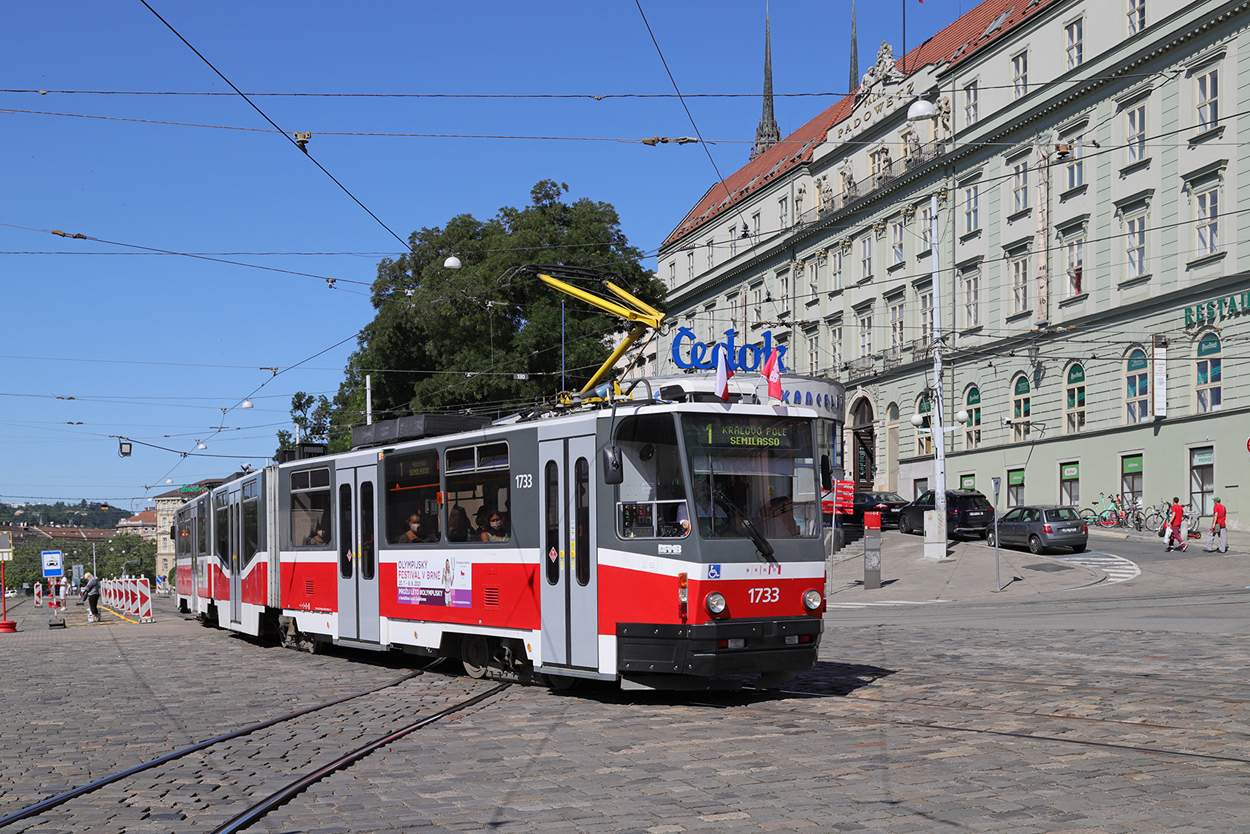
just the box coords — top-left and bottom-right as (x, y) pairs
(1126, 349), (1149, 423)
(1197, 333), (1222, 413)
(1011, 376), (1031, 442)
(1065, 364), (1086, 434)
(916, 397), (932, 455)
(965, 387), (981, 449)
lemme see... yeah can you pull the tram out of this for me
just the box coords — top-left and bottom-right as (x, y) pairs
(176, 382), (830, 690)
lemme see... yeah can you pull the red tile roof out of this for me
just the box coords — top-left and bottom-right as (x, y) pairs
(663, 0), (1057, 248)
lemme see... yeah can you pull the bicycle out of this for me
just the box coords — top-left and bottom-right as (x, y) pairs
(1112, 495), (1145, 531)
(1081, 493), (1113, 525)
(1143, 497), (1170, 533)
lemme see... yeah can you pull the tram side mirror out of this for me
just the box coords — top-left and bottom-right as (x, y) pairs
(602, 445), (624, 485)
(169, 525), (176, 542)
(820, 454), (833, 492)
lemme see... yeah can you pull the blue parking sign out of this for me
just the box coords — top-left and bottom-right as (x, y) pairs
(41, 550), (64, 578)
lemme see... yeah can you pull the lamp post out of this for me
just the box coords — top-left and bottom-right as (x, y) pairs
(911, 407), (969, 559)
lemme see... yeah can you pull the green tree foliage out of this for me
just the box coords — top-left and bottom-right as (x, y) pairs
(275, 392), (333, 456)
(0, 501), (125, 528)
(303, 181), (664, 451)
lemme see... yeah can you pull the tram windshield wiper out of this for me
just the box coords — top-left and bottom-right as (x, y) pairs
(712, 489), (775, 562)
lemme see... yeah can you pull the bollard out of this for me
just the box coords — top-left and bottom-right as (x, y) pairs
(863, 511), (882, 590)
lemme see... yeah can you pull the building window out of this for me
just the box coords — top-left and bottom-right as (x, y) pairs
(778, 271), (790, 314)
(1011, 254), (1030, 314)
(779, 195), (789, 229)
(1196, 332), (1222, 413)
(805, 260), (818, 296)
(1066, 135), (1085, 190)
(919, 289), (933, 346)
(891, 221), (904, 265)
(1065, 236), (1084, 296)
(900, 129), (915, 165)
(1012, 162), (1029, 213)
(965, 387), (981, 449)
(686, 251), (694, 280)
(830, 249), (843, 291)
(751, 212), (761, 242)
(1196, 186), (1219, 255)
(728, 225), (738, 258)
(920, 205), (933, 250)
(964, 184), (979, 233)
(916, 397), (932, 455)
(1126, 215), (1146, 277)
(1012, 376), (1031, 442)
(1065, 364), (1086, 434)
(1007, 469), (1025, 508)
(1126, 104), (1146, 162)
(858, 311), (873, 358)
(668, 261), (676, 288)
(1012, 52), (1028, 99)
(1189, 447), (1215, 516)
(728, 294), (741, 332)
(870, 147), (891, 180)
(1060, 462), (1080, 506)
(1121, 455), (1143, 508)
(1126, 348), (1149, 423)
(830, 323), (843, 370)
(964, 81), (979, 127)
(752, 284), (763, 324)
(807, 331), (820, 374)
(961, 272), (980, 329)
(1128, 0), (1146, 35)
(889, 299), (905, 350)
(860, 237), (873, 279)
(1066, 19), (1083, 69)
(1196, 67), (1219, 131)
(705, 238), (715, 270)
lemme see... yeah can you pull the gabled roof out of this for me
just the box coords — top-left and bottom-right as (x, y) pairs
(663, 0), (1058, 249)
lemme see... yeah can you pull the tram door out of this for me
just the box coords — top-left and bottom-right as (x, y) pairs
(213, 487), (243, 623)
(335, 461), (380, 643)
(539, 435), (598, 670)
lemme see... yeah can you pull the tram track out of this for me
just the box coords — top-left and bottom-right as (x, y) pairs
(0, 672), (509, 833)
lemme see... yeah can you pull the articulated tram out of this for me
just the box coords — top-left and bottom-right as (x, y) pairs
(176, 382), (833, 689)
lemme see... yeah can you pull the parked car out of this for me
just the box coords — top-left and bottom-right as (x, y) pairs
(987, 505), (1088, 554)
(846, 491), (909, 528)
(897, 489), (995, 538)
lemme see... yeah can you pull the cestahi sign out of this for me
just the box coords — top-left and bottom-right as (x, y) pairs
(672, 328), (786, 372)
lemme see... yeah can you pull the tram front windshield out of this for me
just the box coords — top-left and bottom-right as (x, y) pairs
(682, 414), (819, 539)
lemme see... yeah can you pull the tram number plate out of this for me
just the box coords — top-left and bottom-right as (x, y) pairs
(749, 587), (780, 604)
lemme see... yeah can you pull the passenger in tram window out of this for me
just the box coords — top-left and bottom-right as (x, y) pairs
(481, 511), (510, 542)
(447, 506), (472, 542)
(305, 525), (328, 546)
(396, 512), (438, 544)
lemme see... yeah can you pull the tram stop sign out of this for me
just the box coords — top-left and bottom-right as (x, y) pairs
(41, 550), (64, 579)
(0, 531), (12, 561)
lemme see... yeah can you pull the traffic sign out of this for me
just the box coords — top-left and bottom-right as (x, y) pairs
(0, 531), (11, 562)
(41, 550), (64, 578)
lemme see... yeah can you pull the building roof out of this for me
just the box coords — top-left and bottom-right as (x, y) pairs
(119, 510), (157, 527)
(663, 0), (1058, 248)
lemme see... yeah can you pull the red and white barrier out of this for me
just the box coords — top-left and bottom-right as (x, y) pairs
(101, 578), (153, 623)
(34, 583), (42, 607)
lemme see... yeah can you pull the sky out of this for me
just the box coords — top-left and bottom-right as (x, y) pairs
(1, 0), (959, 510)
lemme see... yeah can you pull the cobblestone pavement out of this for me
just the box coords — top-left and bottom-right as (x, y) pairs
(2, 595), (1249, 833)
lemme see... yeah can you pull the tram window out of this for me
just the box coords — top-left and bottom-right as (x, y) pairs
(385, 450), (441, 544)
(613, 414), (687, 539)
(196, 503), (207, 556)
(681, 415), (820, 539)
(544, 461), (559, 584)
(575, 457), (590, 586)
(214, 494), (229, 560)
(445, 442), (511, 544)
(242, 498), (259, 563)
(290, 467), (332, 548)
(338, 483), (353, 578)
(360, 481), (375, 580)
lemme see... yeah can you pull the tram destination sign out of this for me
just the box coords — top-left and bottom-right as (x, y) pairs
(698, 420), (804, 449)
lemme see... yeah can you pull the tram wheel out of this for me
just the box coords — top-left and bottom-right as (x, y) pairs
(545, 674), (579, 692)
(461, 634), (490, 679)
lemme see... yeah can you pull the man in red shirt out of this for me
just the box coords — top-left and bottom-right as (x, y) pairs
(1166, 496), (1187, 552)
(1205, 497), (1228, 553)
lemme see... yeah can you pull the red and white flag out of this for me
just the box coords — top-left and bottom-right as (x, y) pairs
(714, 344), (735, 401)
(761, 348), (783, 402)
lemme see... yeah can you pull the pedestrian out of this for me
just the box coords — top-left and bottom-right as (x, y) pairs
(1205, 496), (1228, 553)
(83, 572), (101, 622)
(1165, 496), (1187, 552)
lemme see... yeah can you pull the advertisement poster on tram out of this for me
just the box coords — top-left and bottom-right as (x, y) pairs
(396, 556), (471, 607)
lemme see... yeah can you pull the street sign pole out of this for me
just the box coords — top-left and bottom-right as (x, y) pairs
(991, 477), (1002, 592)
(1, 532), (14, 632)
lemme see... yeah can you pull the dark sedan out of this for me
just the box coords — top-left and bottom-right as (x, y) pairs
(987, 505), (1088, 553)
(846, 491), (909, 527)
(898, 489), (995, 538)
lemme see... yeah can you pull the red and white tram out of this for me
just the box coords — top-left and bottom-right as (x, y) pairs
(176, 388), (831, 689)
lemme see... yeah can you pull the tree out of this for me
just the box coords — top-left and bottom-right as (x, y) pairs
(275, 392), (333, 457)
(301, 181), (666, 452)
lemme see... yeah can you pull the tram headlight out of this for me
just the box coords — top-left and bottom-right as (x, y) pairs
(705, 592), (727, 615)
(802, 589), (823, 612)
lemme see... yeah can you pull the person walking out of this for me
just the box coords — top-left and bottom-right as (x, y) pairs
(1205, 496), (1228, 553)
(83, 572), (101, 622)
(1165, 497), (1188, 552)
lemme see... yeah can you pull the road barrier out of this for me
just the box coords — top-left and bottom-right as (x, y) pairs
(102, 578), (153, 623)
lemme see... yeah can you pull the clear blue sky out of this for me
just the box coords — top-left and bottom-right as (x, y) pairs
(1, 0), (954, 510)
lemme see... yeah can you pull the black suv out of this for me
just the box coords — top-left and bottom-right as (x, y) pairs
(897, 489), (995, 538)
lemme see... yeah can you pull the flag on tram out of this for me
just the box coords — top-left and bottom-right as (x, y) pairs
(714, 344), (734, 401)
(761, 348), (782, 402)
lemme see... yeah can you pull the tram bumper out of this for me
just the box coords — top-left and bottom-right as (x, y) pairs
(617, 617), (822, 680)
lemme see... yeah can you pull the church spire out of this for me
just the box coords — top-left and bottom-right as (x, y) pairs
(849, 1), (859, 93)
(751, 6), (780, 161)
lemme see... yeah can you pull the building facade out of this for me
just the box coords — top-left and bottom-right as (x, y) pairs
(657, 0), (1247, 530)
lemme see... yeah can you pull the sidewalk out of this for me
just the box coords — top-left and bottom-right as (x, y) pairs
(1089, 521), (1249, 552)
